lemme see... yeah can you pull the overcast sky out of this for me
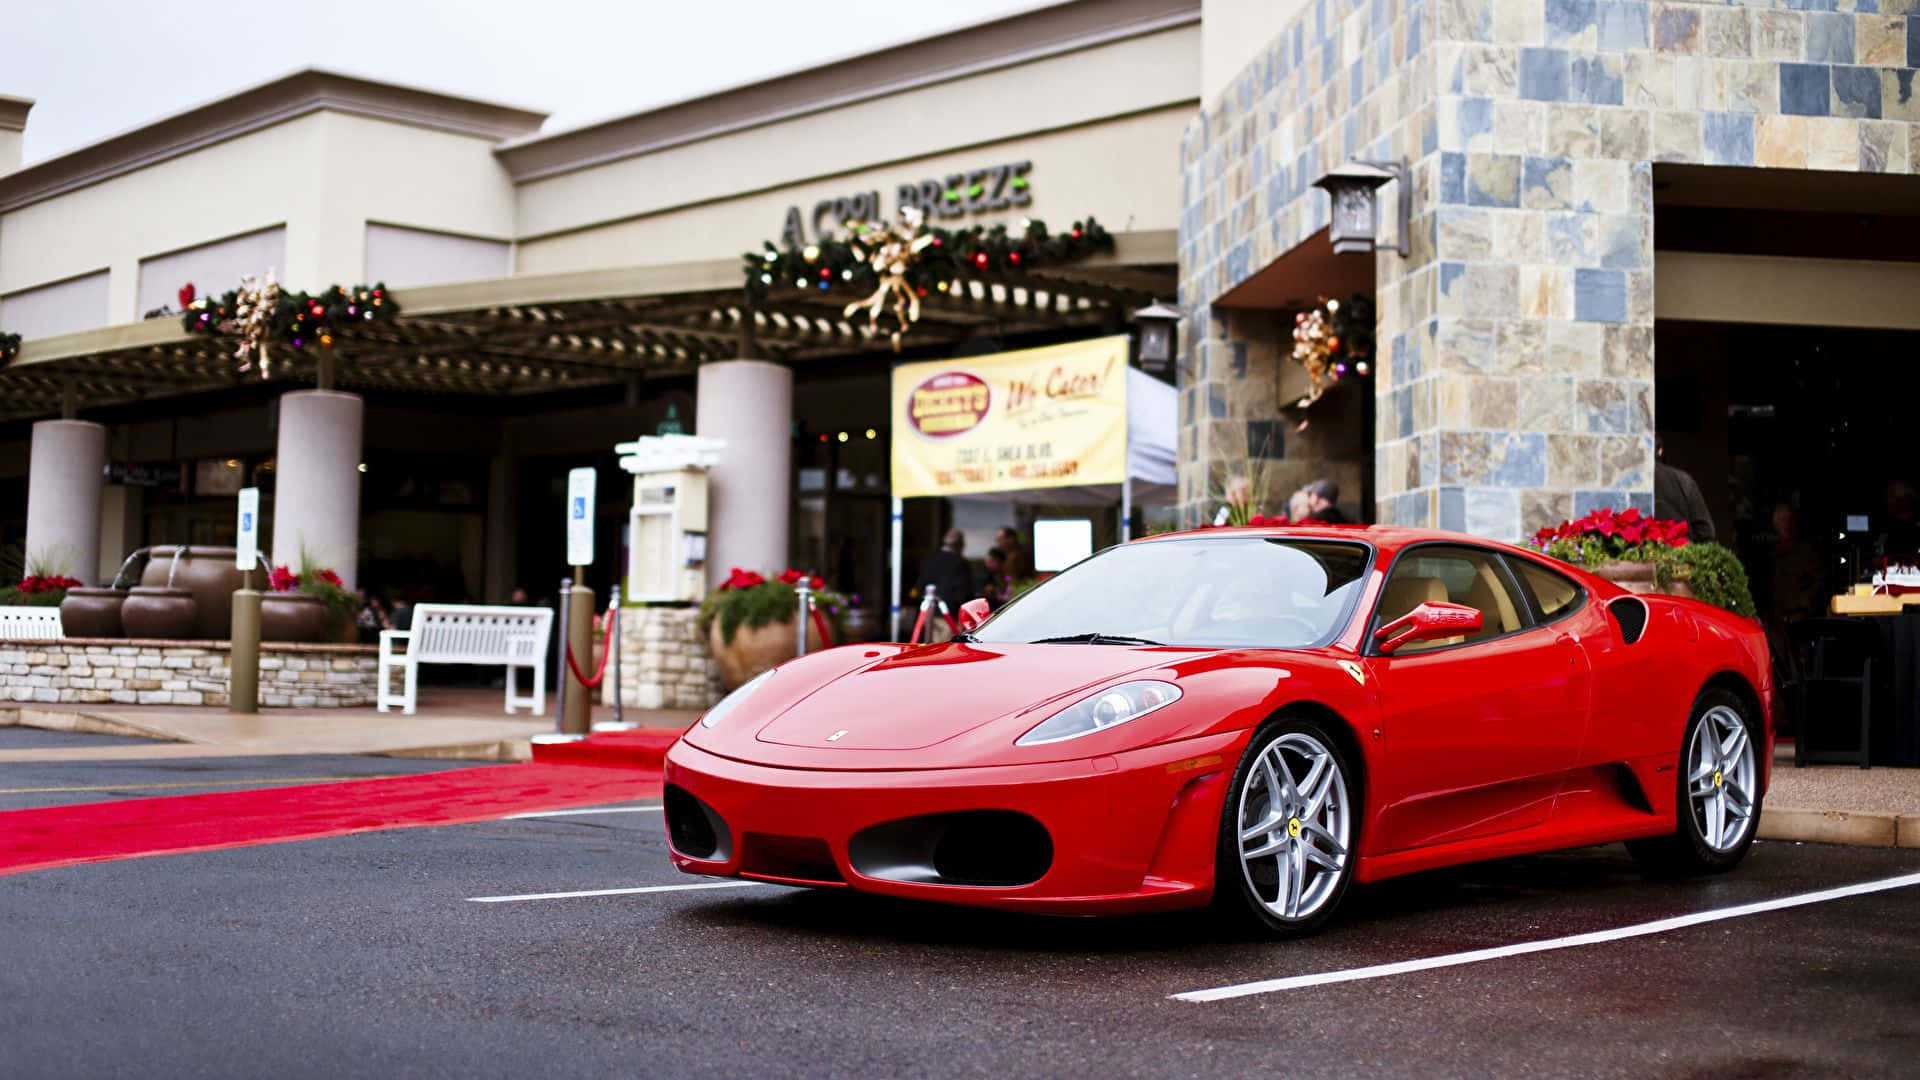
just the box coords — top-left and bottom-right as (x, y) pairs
(11, 0), (1058, 162)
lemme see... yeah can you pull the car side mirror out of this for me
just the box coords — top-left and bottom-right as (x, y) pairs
(1374, 601), (1483, 654)
(957, 598), (991, 633)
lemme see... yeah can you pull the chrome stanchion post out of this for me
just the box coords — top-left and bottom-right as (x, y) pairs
(534, 577), (585, 745)
(795, 580), (814, 657)
(609, 584), (623, 727)
(592, 585), (636, 733)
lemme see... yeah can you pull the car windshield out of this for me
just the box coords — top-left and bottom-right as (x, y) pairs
(972, 536), (1371, 649)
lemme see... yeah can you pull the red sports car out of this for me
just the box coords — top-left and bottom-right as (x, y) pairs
(663, 526), (1772, 935)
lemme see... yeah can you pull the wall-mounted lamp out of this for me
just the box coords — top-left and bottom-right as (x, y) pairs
(1130, 300), (1182, 374)
(1313, 159), (1410, 257)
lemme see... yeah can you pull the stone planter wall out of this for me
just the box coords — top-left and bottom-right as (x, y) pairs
(602, 606), (722, 711)
(1, 639), (378, 707)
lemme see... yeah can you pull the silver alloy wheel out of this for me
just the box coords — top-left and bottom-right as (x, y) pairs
(1687, 704), (1757, 852)
(1236, 731), (1351, 922)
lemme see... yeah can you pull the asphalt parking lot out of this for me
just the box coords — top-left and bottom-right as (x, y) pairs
(2, 735), (1917, 1078)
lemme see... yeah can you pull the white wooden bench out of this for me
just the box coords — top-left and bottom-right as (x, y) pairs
(378, 603), (552, 715)
(0, 608), (64, 640)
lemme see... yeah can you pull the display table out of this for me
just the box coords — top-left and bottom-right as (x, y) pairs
(1803, 610), (1920, 766)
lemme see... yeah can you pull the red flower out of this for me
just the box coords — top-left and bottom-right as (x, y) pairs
(269, 565), (300, 592)
(720, 567), (765, 591)
(776, 569), (804, 585)
(314, 568), (344, 588)
(178, 283), (196, 308)
(809, 575), (825, 590)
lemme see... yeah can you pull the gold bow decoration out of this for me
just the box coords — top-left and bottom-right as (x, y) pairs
(232, 270), (282, 378)
(842, 207), (936, 352)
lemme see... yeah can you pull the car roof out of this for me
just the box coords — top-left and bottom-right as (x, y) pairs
(1139, 523), (1536, 558)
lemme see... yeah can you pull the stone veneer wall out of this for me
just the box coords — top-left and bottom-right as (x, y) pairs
(1, 639), (378, 707)
(1180, 0), (1920, 538)
(601, 607), (722, 711)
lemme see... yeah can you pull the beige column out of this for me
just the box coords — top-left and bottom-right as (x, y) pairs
(271, 390), (363, 588)
(24, 419), (107, 583)
(695, 359), (792, 586)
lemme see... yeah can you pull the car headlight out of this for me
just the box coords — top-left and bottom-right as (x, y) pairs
(700, 668), (776, 729)
(1015, 680), (1182, 746)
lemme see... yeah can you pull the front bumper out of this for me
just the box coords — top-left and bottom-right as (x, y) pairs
(661, 731), (1249, 915)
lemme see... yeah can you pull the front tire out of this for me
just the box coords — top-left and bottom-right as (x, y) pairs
(1214, 718), (1358, 936)
(1629, 689), (1762, 874)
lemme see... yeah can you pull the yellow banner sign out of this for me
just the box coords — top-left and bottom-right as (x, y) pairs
(891, 335), (1130, 498)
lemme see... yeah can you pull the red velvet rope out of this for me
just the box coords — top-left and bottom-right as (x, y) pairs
(809, 604), (835, 649)
(907, 602), (959, 644)
(565, 606), (618, 688)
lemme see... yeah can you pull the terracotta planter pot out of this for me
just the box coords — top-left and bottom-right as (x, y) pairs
(1592, 560), (1658, 593)
(708, 616), (826, 691)
(121, 587), (198, 640)
(1593, 560), (1693, 599)
(141, 546), (243, 640)
(839, 607), (880, 644)
(60, 587), (128, 638)
(261, 593), (329, 643)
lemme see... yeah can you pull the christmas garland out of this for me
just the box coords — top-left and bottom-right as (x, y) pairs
(1286, 292), (1375, 420)
(0, 331), (19, 364)
(744, 216), (1114, 302)
(181, 280), (399, 353)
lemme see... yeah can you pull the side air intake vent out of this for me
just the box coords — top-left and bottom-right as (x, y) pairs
(1608, 597), (1649, 645)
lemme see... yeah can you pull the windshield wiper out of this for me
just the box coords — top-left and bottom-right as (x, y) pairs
(1028, 633), (1165, 646)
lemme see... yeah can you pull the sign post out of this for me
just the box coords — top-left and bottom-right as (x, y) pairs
(561, 468), (597, 733)
(229, 487), (262, 714)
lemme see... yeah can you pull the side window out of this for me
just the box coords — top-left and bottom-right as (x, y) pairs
(1376, 545), (1530, 653)
(1509, 557), (1585, 623)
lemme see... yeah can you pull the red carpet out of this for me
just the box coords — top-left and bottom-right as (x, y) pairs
(530, 728), (684, 769)
(0, 763), (661, 878)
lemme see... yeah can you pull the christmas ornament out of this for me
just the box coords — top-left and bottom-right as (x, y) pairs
(841, 207), (937, 352)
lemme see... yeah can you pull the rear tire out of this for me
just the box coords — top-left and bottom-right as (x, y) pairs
(1213, 718), (1358, 937)
(1628, 688), (1762, 875)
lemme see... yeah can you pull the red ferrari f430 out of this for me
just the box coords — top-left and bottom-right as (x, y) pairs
(664, 526), (1772, 935)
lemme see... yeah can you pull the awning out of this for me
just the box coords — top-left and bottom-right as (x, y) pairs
(0, 231), (1173, 423)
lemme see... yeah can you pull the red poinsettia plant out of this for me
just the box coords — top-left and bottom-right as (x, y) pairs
(269, 558), (357, 638)
(701, 566), (848, 646)
(1528, 507), (1688, 557)
(3, 573), (85, 607)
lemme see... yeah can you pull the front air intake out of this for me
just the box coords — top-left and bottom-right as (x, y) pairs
(849, 811), (1053, 888)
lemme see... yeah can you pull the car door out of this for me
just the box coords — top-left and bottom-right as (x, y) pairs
(1364, 544), (1592, 853)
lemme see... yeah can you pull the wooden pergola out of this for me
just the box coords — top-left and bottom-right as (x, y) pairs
(0, 232), (1174, 422)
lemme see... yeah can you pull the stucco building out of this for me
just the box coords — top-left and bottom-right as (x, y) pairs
(4, 0), (1919, 632)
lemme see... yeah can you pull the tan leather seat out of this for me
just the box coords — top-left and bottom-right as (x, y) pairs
(1377, 575), (1447, 626)
(1463, 565), (1522, 642)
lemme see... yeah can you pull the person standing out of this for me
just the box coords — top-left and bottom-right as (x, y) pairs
(1302, 479), (1348, 524)
(1653, 440), (1715, 542)
(995, 525), (1030, 583)
(914, 528), (975, 612)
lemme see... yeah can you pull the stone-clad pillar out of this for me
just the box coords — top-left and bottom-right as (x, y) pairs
(271, 390), (363, 588)
(695, 359), (792, 586)
(24, 419), (107, 583)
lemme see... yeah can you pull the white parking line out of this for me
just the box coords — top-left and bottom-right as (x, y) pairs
(503, 803), (663, 819)
(1174, 870), (1920, 1003)
(467, 881), (767, 903)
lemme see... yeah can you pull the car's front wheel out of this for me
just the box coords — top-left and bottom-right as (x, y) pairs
(1628, 688), (1763, 874)
(1214, 718), (1358, 936)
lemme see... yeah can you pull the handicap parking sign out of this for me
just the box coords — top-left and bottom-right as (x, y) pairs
(566, 468), (596, 566)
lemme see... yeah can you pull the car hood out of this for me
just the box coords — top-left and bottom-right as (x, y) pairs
(752, 642), (1188, 751)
